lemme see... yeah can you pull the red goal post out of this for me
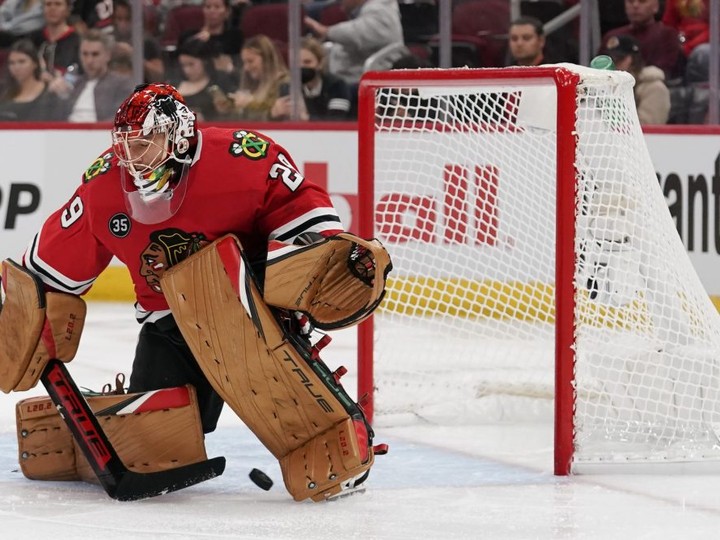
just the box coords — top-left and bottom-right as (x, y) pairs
(356, 66), (720, 474)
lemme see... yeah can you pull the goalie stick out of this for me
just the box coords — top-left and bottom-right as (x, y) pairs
(41, 358), (226, 501)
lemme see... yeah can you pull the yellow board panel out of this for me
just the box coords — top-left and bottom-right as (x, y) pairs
(84, 266), (135, 302)
(84, 270), (720, 320)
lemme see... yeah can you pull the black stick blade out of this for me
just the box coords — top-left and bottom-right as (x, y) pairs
(112, 457), (227, 501)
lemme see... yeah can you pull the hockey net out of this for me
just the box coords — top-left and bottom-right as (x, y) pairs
(356, 65), (720, 472)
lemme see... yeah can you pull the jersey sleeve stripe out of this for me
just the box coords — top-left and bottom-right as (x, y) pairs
(273, 215), (342, 243)
(269, 207), (343, 243)
(134, 303), (172, 324)
(328, 98), (351, 112)
(23, 233), (96, 294)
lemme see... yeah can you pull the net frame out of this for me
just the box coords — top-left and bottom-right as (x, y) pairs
(356, 65), (720, 475)
(357, 66), (579, 474)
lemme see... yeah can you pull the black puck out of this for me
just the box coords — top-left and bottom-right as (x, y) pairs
(249, 468), (273, 491)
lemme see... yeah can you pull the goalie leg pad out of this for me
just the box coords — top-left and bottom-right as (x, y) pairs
(16, 385), (209, 483)
(161, 235), (380, 501)
(16, 397), (76, 480)
(280, 417), (374, 502)
(0, 259), (86, 393)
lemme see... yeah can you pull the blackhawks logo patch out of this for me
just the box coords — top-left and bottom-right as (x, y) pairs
(83, 152), (114, 183)
(229, 131), (269, 160)
(140, 228), (208, 294)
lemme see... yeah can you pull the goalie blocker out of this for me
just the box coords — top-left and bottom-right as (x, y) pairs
(161, 233), (391, 501)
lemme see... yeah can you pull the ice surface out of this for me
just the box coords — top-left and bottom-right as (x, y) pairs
(2, 303), (720, 539)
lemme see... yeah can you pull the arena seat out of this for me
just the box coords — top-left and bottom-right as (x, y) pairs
(520, 0), (579, 63)
(427, 0), (510, 68)
(160, 4), (204, 52)
(398, 0), (437, 44)
(241, 3), (304, 44)
(319, 2), (347, 26)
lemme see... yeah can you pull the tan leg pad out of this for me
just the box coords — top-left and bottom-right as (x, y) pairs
(161, 235), (377, 501)
(16, 385), (208, 483)
(0, 259), (86, 393)
(280, 417), (375, 502)
(16, 398), (76, 480)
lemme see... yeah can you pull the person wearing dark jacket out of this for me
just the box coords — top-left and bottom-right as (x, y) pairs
(303, 37), (350, 120)
(27, 0), (81, 79)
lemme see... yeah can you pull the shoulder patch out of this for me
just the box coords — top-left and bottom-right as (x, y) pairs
(229, 130), (269, 160)
(108, 213), (132, 238)
(83, 152), (115, 183)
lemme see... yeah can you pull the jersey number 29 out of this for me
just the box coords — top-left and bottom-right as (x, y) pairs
(61, 196), (84, 228)
(269, 154), (305, 192)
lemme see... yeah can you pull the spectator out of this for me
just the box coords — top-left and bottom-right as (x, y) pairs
(598, 0), (630, 35)
(684, 43), (716, 84)
(303, 0), (404, 85)
(215, 34), (288, 121)
(271, 36), (351, 121)
(599, 0), (682, 80)
(51, 29), (134, 121)
(113, 0), (165, 83)
(179, 0), (243, 78)
(70, 0), (113, 34)
(506, 16), (559, 67)
(607, 34), (671, 125)
(662, 0), (714, 83)
(0, 38), (60, 120)
(662, 0), (708, 58)
(27, 0), (80, 80)
(172, 37), (232, 121)
(0, 0), (45, 46)
(109, 40), (133, 77)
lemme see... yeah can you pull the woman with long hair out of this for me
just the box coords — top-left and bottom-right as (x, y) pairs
(663, 0), (716, 83)
(179, 0), (244, 76)
(662, 0), (708, 58)
(269, 36), (350, 121)
(173, 38), (233, 121)
(0, 38), (59, 121)
(216, 34), (289, 121)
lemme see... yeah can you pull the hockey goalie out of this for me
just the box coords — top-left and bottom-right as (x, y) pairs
(0, 83), (391, 502)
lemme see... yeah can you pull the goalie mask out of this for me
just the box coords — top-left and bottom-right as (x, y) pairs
(112, 84), (198, 224)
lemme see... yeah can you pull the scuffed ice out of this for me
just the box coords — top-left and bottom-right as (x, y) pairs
(2, 304), (720, 539)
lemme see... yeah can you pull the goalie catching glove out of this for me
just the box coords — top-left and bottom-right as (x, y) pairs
(263, 232), (392, 329)
(160, 234), (390, 501)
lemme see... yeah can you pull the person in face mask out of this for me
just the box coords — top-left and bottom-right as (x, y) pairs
(269, 36), (352, 121)
(300, 36), (352, 120)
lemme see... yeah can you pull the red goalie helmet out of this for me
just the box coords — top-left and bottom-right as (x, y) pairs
(112, 84), (198, 224)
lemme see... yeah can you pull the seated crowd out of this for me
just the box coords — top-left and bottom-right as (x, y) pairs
(0, 0), (715, 124)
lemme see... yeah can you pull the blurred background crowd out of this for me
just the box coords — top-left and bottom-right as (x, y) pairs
(0, 0), (716, 124)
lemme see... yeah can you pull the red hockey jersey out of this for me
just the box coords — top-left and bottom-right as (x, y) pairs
(22, 127), (343, 322)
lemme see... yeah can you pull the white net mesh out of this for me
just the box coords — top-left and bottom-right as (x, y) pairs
(364, 66), (720, 466)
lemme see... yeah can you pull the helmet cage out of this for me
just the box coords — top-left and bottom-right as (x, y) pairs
(112, 85), (198, 224)
(112, 124), (177, 193)
(112, 90), (196, 198)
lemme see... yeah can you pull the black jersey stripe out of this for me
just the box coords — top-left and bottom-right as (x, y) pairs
(274, 215), (342, 242)
(26, 234), (95, 293)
